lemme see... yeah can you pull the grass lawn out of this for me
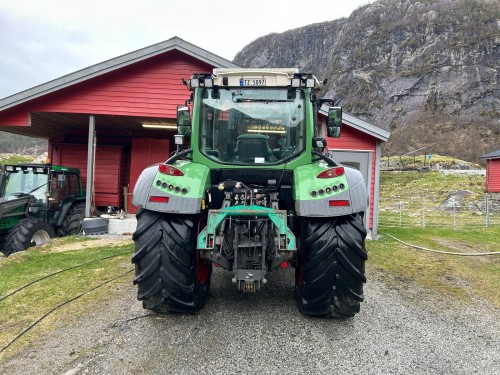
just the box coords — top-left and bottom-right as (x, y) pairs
(367, 226), (500, 308)
(0, 236), (133, 356)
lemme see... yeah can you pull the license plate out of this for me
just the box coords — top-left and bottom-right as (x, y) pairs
(240, 78), (266, 86)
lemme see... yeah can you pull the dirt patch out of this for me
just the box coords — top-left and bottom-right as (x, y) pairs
(432, 238), (498, 263)
(41, 238), (133, 253)
(433, 238), (477, 253)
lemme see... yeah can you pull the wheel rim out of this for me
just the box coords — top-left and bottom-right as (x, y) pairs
(30, 230), (51, 247)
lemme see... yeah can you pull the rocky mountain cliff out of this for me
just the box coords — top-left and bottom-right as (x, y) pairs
(234, 0), (500, 162)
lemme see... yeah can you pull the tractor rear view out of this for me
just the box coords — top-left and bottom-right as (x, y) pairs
(0, 164), (86, 256)
(132, 68), (368, 317)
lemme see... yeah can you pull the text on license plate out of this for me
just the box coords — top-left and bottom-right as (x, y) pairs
(240, 78), (266, 86)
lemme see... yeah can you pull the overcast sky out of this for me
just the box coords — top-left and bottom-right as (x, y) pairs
(0, 0), (371, 99)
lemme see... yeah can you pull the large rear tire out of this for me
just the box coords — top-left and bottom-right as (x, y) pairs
(2, 217), (55, 256)
(295, 213), (367, 318)
(132, 209), (212, 314)
(57, 202), (85, 236)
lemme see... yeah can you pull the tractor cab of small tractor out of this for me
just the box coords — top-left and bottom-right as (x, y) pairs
(1, 164), (82, 223)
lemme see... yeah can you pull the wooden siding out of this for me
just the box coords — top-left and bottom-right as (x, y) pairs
(0, 51), (213, 126)
(52, 144), (126, 207)
(326, 126), (378, 229)
(0, 107), (29, 126)
(486, 159), (500, 193)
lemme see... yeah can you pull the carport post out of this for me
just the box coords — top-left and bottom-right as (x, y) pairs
(85, 115), (96, 218)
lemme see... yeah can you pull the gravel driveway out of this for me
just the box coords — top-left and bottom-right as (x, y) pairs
(1, 266), (498, 375)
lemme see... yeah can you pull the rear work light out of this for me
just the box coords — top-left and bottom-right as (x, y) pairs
(329, 200), (350, 207)
(150, 196), (169, 203)
(158, 164), (184, 176)
(317, 167), (344, 178)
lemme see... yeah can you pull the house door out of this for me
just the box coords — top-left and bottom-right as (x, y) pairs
(330, 150), (372, 229)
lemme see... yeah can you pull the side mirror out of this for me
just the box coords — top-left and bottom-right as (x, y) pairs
(177, 106), (191, 127)
(327, 106), (342, 138)
(177, 105), (191, 137)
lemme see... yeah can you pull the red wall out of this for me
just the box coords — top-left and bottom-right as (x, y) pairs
(326, 125), (377, 229)
(0, 51), (213, 126)
(486, 159), (500, 193)
(52, 144), (127, 208)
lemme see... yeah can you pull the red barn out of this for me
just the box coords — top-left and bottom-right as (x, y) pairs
(481, 150), (500, 198)
(0, 37), (390, 236)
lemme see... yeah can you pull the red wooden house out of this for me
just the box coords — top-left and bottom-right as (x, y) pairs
(0, 37), (389, 236)
(481, 150), (500, 198)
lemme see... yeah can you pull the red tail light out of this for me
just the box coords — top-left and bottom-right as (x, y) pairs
(158, 164), (184, 176)
(329, 200), (350, 207)
(317, 167), (344, 179)
(150, 196), (169, 203)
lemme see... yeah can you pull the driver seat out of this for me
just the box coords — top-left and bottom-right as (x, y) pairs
(234, 134), (273, 162)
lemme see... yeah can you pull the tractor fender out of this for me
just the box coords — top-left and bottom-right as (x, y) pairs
(344, 166), (369, 211)
(55, 197), (84, 227)
(132, 162), (210, 214)
(294, 165), (368, 217)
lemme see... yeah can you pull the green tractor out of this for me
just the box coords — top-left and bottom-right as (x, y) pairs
(132, 68), (368, 317)
(0, 164), (86, 256)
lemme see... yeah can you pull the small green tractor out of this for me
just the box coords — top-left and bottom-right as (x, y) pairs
(132, 68), (368, 317)
(0, 164), (86, 256)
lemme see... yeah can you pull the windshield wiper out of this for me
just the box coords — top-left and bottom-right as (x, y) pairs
(28, 182), (48, 194)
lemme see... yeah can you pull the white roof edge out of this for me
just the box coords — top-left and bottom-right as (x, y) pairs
(319, 103), (390, 142)
(0, 36), (240, 111)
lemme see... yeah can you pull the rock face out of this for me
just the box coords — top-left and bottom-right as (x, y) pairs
(234, 0), (500, 162)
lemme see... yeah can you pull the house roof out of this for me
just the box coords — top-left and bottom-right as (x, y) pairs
(319, 104), (390, 142)
(480, 149), (500, 160)
(0, 36), (239, 112)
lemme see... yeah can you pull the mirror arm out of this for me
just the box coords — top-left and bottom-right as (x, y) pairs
(311, 150), (339, 167)
(166, 148), (193, 164)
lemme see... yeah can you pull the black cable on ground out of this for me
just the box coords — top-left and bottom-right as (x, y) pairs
(384, 233), (500, 256)
(0, 269), (133, 354)
(0, 250), (131, 302)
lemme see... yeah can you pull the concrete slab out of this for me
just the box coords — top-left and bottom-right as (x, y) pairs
(106, 214), (137, 235)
